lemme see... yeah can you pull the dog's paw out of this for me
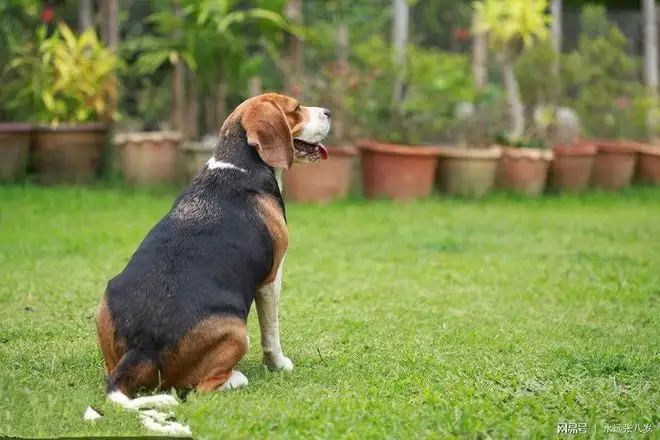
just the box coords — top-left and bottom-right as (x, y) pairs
(263, 353), (294, 372)
(219, 370), (249, 391)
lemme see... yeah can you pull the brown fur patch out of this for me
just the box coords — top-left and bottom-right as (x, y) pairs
(98, 299), (248, 394)
(242, 101), (294, 169)
(160, 316), (248, 391)
(220, 93), (310, 153)
(254, 193), (288, 286)
(96, 296), (125, 374)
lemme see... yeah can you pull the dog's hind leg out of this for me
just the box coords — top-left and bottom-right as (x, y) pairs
(195, 335), (249, 392)
(161, 317), (249, 392)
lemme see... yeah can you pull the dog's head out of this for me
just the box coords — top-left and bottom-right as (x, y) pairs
(222, 93), (331, 170)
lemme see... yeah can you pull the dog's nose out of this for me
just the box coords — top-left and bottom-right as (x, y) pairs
(323, 109), (331, 118)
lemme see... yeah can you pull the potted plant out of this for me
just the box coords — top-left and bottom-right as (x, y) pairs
(636, 142), (660, 186)
(7, 22), (121, 184)
(0, 123), (31, 182)
(494, 131), (553, 196)
(472, 0), (555, 196)
(113, 78), (183, 186)
(515, 39), (595, 194)
(352, 37), (472, 201)
(116, 0), (292, 187)
(281, 56), (359, 203)
(0, 1), (41, 182)
(547, 137), (597, 194)
(569, 6), (643, 191)
(436, 86), (505, 198)
(182, 134), (216, 183)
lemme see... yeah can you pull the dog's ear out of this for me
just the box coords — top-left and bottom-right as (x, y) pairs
(242, 99), (294, 169)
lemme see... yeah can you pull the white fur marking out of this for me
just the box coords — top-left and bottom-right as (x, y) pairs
(219, 370), (249, 391)
(107, 390), (131, 404)
(108, 391), (178, 409)
(207, 157), (247, 173)
(140, 411), (192, 437)
(295, 106), (331, 145)
(140, 410), (192, 437)
(103, 391), (191, 436)
(83, 406), (102, 421)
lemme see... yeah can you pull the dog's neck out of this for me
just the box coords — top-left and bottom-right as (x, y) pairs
(210, 122), (285, 193)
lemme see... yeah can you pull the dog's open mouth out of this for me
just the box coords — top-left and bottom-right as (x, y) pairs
(293, 139), (328, 161)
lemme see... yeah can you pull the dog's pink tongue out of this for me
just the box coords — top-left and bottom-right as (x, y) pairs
(319, 144), (328, 160)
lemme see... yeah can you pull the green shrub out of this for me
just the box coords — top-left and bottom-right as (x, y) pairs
(347, 35), (474, 145)
(568, 5), (648, 140)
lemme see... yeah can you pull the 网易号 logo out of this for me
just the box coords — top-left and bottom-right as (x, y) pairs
(557, 422), (588, 435)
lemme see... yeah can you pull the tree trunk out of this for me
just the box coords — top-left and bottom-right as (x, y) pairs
(171, 0), (186, 135)
(472, 12), (487, 90)
(249, 77), (263, 97)
(285, 0), (303, 98)
(185, 70), (199, 140)
(392, 0), (410, 126)
(643, 0), (658, 137)
(172, 65), (186, 134)
(334, 23), (349, 144)
(99, 0), (118, 50)
(498, 49), (525, 139)
(78, 0), (93, 32)
(204, 92), (216, 135)
(551, 0), (562, 77)
(215, 79), (228, 135)
(106, 0), (118, 50)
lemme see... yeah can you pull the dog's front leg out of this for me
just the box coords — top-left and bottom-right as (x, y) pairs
(256, 256), (293, 371)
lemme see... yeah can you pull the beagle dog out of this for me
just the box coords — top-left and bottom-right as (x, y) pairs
(93, 93), (330, 430)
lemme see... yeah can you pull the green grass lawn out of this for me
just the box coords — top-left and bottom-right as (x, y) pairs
(0, 185), (659, 439)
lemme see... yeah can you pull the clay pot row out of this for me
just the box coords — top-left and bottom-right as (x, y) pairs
(0, 123), (108, 184)
(114, 132), (185, 186)
(286, 139), (660, 203)
(0, 123), (199, 186)
(492, 140), (659, 196)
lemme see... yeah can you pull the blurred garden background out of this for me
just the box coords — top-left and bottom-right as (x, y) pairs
(1, 0), (660, 199)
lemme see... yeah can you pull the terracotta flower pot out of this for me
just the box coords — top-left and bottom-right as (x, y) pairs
(182, 141), (215, 183)
(283, 145), (357, 203)
(496, 147), (553, 196)
(32, 123), (107, 184)
(436, 146), (502, 197)
(590, 140), (639, 191)
(548, 143), (597, 194)
(114, 131), (183, 186)
(635, 144), (660, 186)
(0, 123), (31, 182)
(357, 140), (443, 201)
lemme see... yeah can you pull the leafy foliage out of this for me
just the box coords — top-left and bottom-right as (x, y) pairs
(0, 0), (42, 120)
(473, 0), (552, 50)
(515, 40), (579, 109)
(6, 22), (122, 124)
(347, 35), (474, 145)
(448, 85), (511, 148)
(121, 0), (294, 94)
(568, 5), (649, 140)
(494, 130), (547, 149)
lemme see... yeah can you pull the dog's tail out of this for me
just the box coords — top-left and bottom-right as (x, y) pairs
(106, 347), (160, 396)
(84, 348), (192, 437)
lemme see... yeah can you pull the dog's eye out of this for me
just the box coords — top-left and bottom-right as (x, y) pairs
(295, 104), (301, 111)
